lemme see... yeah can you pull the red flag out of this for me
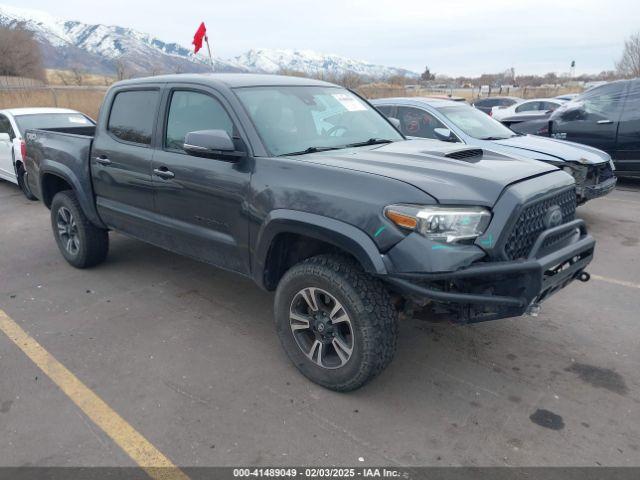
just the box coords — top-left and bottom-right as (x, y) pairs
(192, 22), (207, 53)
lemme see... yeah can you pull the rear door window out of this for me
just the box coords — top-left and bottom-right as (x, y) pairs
(515, 101), (540, 113)
(620, 81), (640, 122)
(108, 90), (160, 145)
(581, 82), (627, 119)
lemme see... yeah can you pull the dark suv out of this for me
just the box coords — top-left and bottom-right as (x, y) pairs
(549, 79), (640, 177)
(24, 74), (594, 391)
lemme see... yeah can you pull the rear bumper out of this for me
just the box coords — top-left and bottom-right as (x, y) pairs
(577, 176), (616, 202)
(384, 219), (594, 322)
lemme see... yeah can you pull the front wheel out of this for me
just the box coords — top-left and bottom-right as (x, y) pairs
(51, 190), (109, 268)
(274, 254), (398, 391)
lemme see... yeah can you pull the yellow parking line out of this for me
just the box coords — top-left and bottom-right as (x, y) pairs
(591, 274), (640, 290)
(0, 310), (189, 480)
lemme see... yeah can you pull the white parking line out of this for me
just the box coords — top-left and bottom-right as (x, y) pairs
(591, 274), (640, 290)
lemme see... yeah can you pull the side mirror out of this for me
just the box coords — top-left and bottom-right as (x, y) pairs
(388, 117), (401, 129)
(183, 130), (243, 160)
(434, 127), (456, 142)
(0, 133), (10, 142)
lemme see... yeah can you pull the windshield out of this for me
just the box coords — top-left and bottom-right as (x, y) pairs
(437, 105), (516, 140)
(234, 86), (403, 156)
(14, 113), (94, 134)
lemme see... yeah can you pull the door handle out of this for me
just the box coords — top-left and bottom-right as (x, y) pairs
(597, 119), (613, 124)
(95, 156), (112, 166)
(153, 167), (175, 179)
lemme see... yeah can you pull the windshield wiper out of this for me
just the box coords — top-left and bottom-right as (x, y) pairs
(344, 138), (394, 148)
(278, 138), (394, 156)
(278, 146), (344, 156)
(479, 136), (510, 140)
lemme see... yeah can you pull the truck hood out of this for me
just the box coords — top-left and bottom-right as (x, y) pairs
(295, 139), (558, 206)
(492, 135), (610, 164)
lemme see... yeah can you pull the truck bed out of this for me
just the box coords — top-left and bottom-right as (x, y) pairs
(24, 128), (103, 227)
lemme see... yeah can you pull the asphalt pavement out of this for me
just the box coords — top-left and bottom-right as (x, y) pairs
(0, 179), (639, 468)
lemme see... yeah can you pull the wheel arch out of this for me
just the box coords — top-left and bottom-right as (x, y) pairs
(253, 210), (387, 290)
(39, 162), (106, 229)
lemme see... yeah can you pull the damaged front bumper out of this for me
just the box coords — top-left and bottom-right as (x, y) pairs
(577, 176), (617, 202)
(382, 219), (595, 323)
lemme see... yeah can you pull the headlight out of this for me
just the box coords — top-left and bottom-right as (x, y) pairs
(384, 205), (491, 243)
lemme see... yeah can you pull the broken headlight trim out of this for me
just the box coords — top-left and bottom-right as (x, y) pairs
(384, 205), (491, 243)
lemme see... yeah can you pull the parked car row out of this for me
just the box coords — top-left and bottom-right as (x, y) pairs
(18, 73), (597, 391)
(373, 97), (616, 203)
(467, 79), (639, 178)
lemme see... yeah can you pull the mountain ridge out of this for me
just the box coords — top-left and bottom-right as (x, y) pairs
(0, 3), (417, 79)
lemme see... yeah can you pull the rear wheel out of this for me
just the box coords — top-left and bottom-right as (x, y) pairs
(274, 254), (398, 391)
(16, 164), (37, 200)
(51, 190), (109, 268)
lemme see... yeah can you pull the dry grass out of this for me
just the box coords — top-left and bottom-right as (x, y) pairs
(0, 87), (106, 119)
(46, 69), (116, 86)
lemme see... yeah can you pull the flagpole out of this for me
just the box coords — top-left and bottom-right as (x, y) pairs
(204, 35), (215, 72)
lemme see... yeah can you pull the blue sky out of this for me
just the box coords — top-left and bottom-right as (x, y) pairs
(8, 0), (640, 76)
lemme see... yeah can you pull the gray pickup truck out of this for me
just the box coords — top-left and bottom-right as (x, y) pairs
(24, 74), (595, 391)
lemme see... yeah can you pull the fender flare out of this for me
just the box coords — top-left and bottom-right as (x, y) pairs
(39, 160), (106, 229)
(252, 209), (387, 289)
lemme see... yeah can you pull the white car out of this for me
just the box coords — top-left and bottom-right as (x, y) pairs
(0, 108), (94, 199)
(490, 98), (565, 122)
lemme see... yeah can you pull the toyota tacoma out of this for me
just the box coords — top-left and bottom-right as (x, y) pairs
(23, 74), (594, 391)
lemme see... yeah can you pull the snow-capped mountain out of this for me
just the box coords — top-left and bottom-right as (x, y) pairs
(0, 4), (242, 74)
(0, 3), (417, 79)
(234, 48), (416, 79)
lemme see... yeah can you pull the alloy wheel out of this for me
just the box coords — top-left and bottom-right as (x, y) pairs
(289, 287), (355, 369)
(56, 207), (80, 255)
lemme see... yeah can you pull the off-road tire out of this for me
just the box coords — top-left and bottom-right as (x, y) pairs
(51, 190), (109, 268)
(274, 254), (398, 391)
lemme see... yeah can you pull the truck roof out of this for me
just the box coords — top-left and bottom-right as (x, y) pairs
(115, 73), (337, 89)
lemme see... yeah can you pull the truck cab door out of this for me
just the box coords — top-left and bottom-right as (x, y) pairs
(551, 82), (626, 157)
(91, 88), (160, 236)
(150, 87), (252, 274)
(614, 80), (640, 175)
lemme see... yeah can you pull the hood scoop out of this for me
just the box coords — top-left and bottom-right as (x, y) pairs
(420, 146), (484, 162)
(443, 148), (484, 161)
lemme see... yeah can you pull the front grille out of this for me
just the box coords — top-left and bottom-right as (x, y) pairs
(503, 188), (576, 260)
